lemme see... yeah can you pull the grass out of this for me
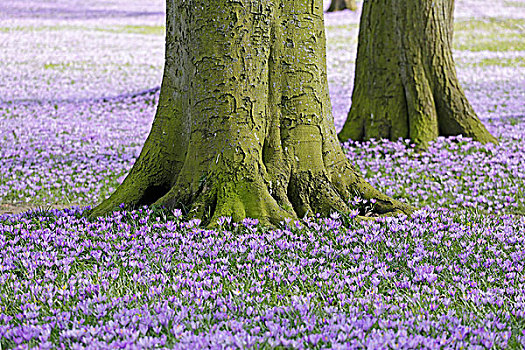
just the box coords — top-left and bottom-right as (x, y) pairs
(461, 57), (525, 68)
(43, 62), (72, 70)
(1, 4), (524, 349)
(505, 0), (525, 7)
(0, 206), (524, 348)
(0, 24), (165, 36)
(454, 19), (525, 52)
(119, 25), (165, 35)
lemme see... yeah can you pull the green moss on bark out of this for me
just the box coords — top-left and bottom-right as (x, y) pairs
(338, 0), (497, 148)
(90, 0), (412, 225)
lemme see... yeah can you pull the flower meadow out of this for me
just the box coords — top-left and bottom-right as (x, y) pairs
(1, 207), (525, 349)
(1, 0), (525, 349)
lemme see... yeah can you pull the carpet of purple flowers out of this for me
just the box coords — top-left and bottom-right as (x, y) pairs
(1, 0), (525, 348)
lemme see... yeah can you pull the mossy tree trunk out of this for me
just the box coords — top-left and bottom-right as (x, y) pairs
(338, 0), (497, 147)
(90, 0), (411, 225)
(327, 0), (357, 12)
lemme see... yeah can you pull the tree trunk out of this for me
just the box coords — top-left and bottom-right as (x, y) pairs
(89, 0), (411, 225)
(327, 0), (357, 12)
(338, 0), (497, 147)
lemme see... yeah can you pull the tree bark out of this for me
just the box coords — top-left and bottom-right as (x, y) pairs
(338, 0), (497, 147)
(327, 0), (357, 12)
(89, 0), (411, 225)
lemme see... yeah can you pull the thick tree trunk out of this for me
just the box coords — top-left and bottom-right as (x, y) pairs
(327, 0), (357, 12)
(90, 0), (411, 225)
(338, 0), (497, 147)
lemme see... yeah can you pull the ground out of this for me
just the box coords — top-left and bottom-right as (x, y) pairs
(1, 0), (524, 216)
(0, 203), (71, 215)
(1, 1), (525, 348)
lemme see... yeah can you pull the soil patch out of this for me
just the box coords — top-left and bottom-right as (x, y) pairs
(0, 203), (78, 216)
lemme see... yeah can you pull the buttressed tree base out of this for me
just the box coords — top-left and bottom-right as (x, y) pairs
(90, 0), (411, 225)
(338, 0), (497, 147)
